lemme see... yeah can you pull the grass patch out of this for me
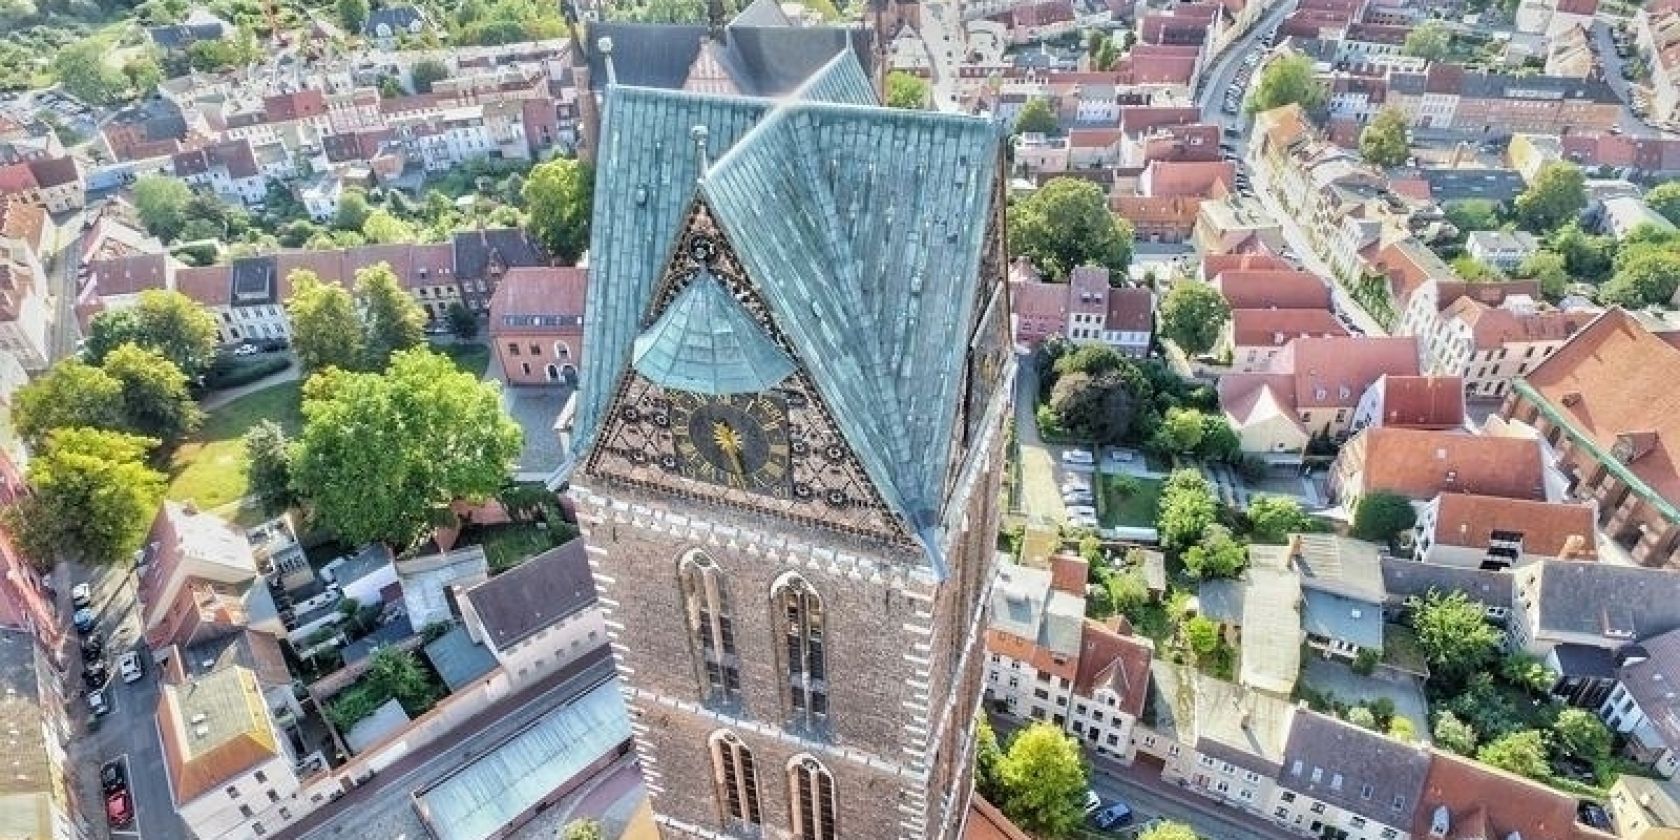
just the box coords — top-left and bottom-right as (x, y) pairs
(1381, 623), (1431, 675)
(167, 381), (304, 512)
(474, 522), (561, 573)
(1098, 474), (1163, 529)
(433, 342), (491, 378)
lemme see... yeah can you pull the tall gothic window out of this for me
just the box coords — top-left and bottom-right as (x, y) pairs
(776, 575), (828, 734)
(679, 553), (741, 707)
(787, 756), (838, 840)
(710, 730), (762, 832)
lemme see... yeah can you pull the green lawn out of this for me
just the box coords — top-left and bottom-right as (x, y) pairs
(477, 522), (560, 573)
(434, 342), (491, 377)
(1098, 474), (1164, 529)
(167, 381), (304, 513)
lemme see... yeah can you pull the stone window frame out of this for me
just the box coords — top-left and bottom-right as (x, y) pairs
(785, 754), (838, 840)
(679, 550), (742, 710)
(770, 571), (829, 738)
(709, 729), (763, 833)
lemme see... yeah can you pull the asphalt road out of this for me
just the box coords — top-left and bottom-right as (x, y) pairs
(1090, 757), (1300, 840)
(45, 208), (87, 364)
(67, 557), (186, 840)
(1589, 19), (1667, 138)
(1195, 0), (1299, 122)
(920, 0), (969, 111)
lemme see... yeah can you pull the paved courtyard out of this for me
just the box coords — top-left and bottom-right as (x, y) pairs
(1300, 657), (1430, 739)
(486, 350), (570, 479)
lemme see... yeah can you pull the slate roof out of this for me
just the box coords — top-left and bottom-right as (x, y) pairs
(229, 255), (279, 306)
(585, 20), (873, 95)
(631, 265), (796, 393)
(1419, 168), (1528, 203)
(1524, 560), (1680, 643)
(423, 625), (497, 691)
(571, 52), (1001, 564)
(462, 538), (596, 653)
(363, 5), (425, 36)
(451, 228), (545, 280)
(1280, 710), (1430, 825)
(1379, 557), (1510, 610)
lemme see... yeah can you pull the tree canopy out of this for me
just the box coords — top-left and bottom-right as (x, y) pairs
(1515, 162), (1586, 233)
(885, 71), (929, 109)
(1433, 711), (1479, 755)
(1477, 730), (1550, 780)
(1599, 248), (1680, 309)
(1183, 523), (1247, 580)
(996, 722), (1088, 839)
(2, 428), (165, 567)
(1157, 469), (1218, 552)
(1359, 108), (1410, 168)
(1248, 54), (1327, 116)
(1015, 97), (1059, 135)
(286, 271), (366, 373)
(1553, 707), (1612, 763)
(1350, 490), (1416, 542)
(1158, 282), (1230, 355)
(1138, 822), (1200, 840)
(101, 343), (203, 442)
(53, 39), (131, 106)
(338, 0), (368, 33)
(1648, 181), (1680, 226)
(1514, 250), (1570, 300)
(1048, 369), (1139, 445)
(357, 262), (427, 369)
(244, 420), (295, 513)
(1409, 589), (1503, 687)
(1246, 495), (1310, 543)
(132, 175), (194, 242)
(523, 157), (593, 264)
(12, 361), (125, 447)
(1443, 199), (1500, 234)
(85, 289), (220, 379)
(410, 59), (449, 94)
(1402, 20), (1453, 61)
(290, 349), (523, 550)
(1008, 178), (1133, 280)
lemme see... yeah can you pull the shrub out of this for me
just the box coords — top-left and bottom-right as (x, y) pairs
(204, 355), (291, 389)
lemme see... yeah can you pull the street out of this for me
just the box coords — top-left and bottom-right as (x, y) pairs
(1194, 0), (1299, 122)
(1089, 758), (1300, 840)
(918, 0), (969, 111)
(1589, 19), (1665, 138)
(64, 556), (187, 840)
(44, 207), (88, 364)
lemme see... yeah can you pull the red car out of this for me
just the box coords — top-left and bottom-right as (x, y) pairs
(105, 788), (133, 828)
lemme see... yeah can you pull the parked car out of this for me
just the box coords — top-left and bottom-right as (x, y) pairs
(1061, 450), (1094, 466)
(106, 787), (134, 828)
(1066, 505), (1098, 518)
(72, 608), (96, 633)
(100, 761), (125, 793)
(88, 689), (109, 716)
(1063, 492), (1095, 506)
(233, 343), (260, 357)
(1084, 791), (1102, 815)
(119, 651), (144, 684)
(1091, 802), (1133, 830)
(71, 582), (91, 608)
(81, 634), (104, 662)
(83, 660), (108, 688)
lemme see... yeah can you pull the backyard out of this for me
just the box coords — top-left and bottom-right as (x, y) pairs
(1098, 473), (1163, 529)
(166, 380), (303, 517)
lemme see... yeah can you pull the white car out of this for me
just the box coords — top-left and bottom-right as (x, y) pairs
(88, 689), (109, 716)
(1084, 790), (1102, 815)
(71, 583), (91, 608)
(118, 652), (143, 684)
(1067, 505), (1098, 518)
(1061, 450), (1095, 466)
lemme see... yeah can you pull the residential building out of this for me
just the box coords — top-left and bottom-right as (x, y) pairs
(137, 501), (282, 651)
(1413, 492), (1597, 569)
(1418, 294), (1598, 399)
(1413, 748), (1618, 840)
(1382, 64), (1621, 135)
(1515, 0), (1598, 35)
(1197, 544), (1303, 696)
(1508, 560), (1680, 658)
(1349, 374), (1465, 434)
(488, 266), (586, 385)
(1464, 230), (1540, 272)
(0, 627), (85, 840)
(363, 5), (427, 47)
(1499, 308), (1680, 569)
(1223, 309), (1349, 372)
(1598, 195), (1678, 240)
(1379, 557), (1513, 623)
(451, 228), (545, 311)
(1193, 193), (1286, 254)
(1639, 0), (1680, 124)
(0, 241), (50, 371)
(1600, 626), (1680, 778)
(1546, 24), (1597, 77)
(1218, 335), (1420, 456)
(1136, 661), (1297, 814)
(1272, 710), (1430, 840)
(459, 538), (604, 690)
(1291, 533), (1387, 659)
(1329, 427), (1548, 508)
(171, 139), (267, 206)
(1007, 259), (1066, 346)
(159, 665), (304, 840)
(1607, 776), (1680, 840)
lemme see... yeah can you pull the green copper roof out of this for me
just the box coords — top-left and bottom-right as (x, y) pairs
(631, 266), (796, 394)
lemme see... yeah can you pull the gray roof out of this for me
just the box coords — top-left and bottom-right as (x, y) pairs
(0, 628), (51, 833)
(424, 625), (498, 691)
(1293, 534), (1386, 604)
(363, 5), (424, 35)
(1197, 579), (1244, 624)
(585, 21), (873, 95)
(148, 21), (226, 49)
(345, 698), (410, 753)
(329, 544), (395, 587)
(1279, 710), (1430, 824)
(230, 256), (278, 306)
(1239, 545), (1303, 695)
(1618, 626), (1680, 750)
(732, 0), (794, 27)
(463, 538), (595, 652)
(1379, 557), (1510, 610)
(342, 612), (415, 665)
(988, 561), (1082, 658)
(1465, 229), (1539, 252)
(1420, 168), (1528, 204)
(570, 53), (1001, 569)
(630, 265), (796, 394)
(1191, 669), (1296, 774)
(1529, 561), (1680, 644)
(451, 229), (544, 281)
(1302, 589), (1385, 650)
(1552, 642), (1616, 678)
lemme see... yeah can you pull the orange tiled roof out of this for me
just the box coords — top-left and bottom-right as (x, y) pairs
(1071, 619), (1152, 715)
(1371, 374), (1464, 429)
(1231, 308), (1348, 347)
(1414, 750), (1616, 840)
(1342, 427), (1546, 501)
(1212, 268), (1332, 309)
(1429, 492), (1597, 559)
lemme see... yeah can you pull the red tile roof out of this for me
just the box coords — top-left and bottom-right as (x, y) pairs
(1048, 554), (1088, 595)
(1072, 619), (1153, 715)
(1273, 336), (1420, 408)
(1429, 493), (1597, 559)
(174, 266), (232, 307)
(1414, 751), (1616, 840)
(488, 266), (588, 329)
(1202, 252), (1294, 279)
(1105, 286), (1152, 333)
(1231, 308), (1348, 347)
(1369, 375), (1464, 429)
(1341, 427), (1546, 501)
(966, 797), (1032, 840)
(1143, 160), (1234, 197)
(1211, 268), (1332, 309)
(1441, 297), (1596, 350)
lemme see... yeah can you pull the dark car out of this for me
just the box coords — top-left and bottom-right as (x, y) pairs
(83, 660), (108, 688)
(72, 607), (96, 633)
(81, 634), (104, 662)
(1090, 802), (1133, 830)
(100, 761), (125, 794)
(106, 788), (134, 828)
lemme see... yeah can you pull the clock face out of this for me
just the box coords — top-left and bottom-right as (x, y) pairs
(667, 391), (792, 496)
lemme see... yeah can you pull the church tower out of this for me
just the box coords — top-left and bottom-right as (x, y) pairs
(560, 51), (1012, 840)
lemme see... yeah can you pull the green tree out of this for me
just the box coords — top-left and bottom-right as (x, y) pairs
(1347, 705), (1378, 730)
(1093, 39), (1119, 71)
(361, 210), (416, 244)
(1151, 406), (1206, 455)
(446, 301), (479, 340)
(1553, 707), (1612, 763)
(1478, 730), (1550, 780)
(1515, 162), (1587, 233)
(410, 58), (449, 94)
(85, 290), (219, 380)
(1514, 250), (1570, 299)
(290, 350), (523, 550)
(337, 0), (368, 32)
(1008, 178), (1133, 280)
(356, 263), (427, 370)
(366, 646), (438, 712)
(12, 361), (124, 447)
(561, 820), (603, 840)
(285, 270), (366, 372)
(523, 157), (593, 263)
(1049, 370), (1138, 444)
(1402, 20), (1453, 60)
(1648, 181), (1680, 226)
(1138, 821), (1200, 840)
(1183, 523), (1246, 580)
(1350, 490), (1416, 542)
(1199, 414), (1240, 461)
(122, 52), (164, 95)
(1158, 282), (1230, 355)
(1451, 254), (1500, 281)
(132, 175), (193, 241)
(1184, 614), (1220, 656)
(1433, 711), (1479, 755)
(1599, 249), (1680, 308)
(1444, 199), (1501, 234)
(974, 717), (1005, 802)
(1550, 221), (1616, 281)
(996, 722), (1088, 839)
(1359, 107), (1410, 168)
(244, 419), (295, 511)
(102, 344), (203, 443)
(335, 188), (373, 231)
(1, 428), (165, 567)
(1246, 495), (1308, 543)
(1501, 652), (1557, 694)
(1389, 716), (1416, 741)
(53, 39), (129, 106)
(1052, 344), (1126, 377)
(1409, 589), (1503, 686)
(885, 70), (929, 109)
(1248, 54), (1327, 116)
(1158, 469), (1217, 551)
(1015, 97), (1059, 135)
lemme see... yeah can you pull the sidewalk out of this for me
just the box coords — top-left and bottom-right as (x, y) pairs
(200, 357), (302, 411)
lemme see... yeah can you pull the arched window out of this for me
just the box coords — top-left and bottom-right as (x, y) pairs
(680, 553), (741, 707)
(554, 340), (571, 360)
(710, 730), (762, 831)
(775, 574), (828, 734)
(787, 755), (838, 840)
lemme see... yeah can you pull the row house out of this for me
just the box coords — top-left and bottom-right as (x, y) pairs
(1126, 122), (1222, 167)
(1639, 0), (1680, 125)
(1415, 292), (1598, 398)
(171, 139), (268, 206)
(1132, 660), (1296, 814)
(1600, 626), (1680, 779)
(0, 156), (84, 212)
(1115, 159), (1234, 243)
(0, 240), (50, 371)
(1007, 262), (1154, 355)
(488, 265), (587, 385)
(101, 98), (193, 161)
(1412, 491), (1598, 570)
(987, 0), (1078, 45)
(1348, 373), (1465, 435)
(1208, 266), (1340, 370)
(1499, 308), (1680, 569)
(1271, 710), (1429, 840)
(982, 557), (1155, 759)
(0, 627), (88, 840)
(1383, 63), (1621, 135)
(1192, 193), (1287, 254)
(1219, 335), (1419, 455)
(458, 538), (607, 690)
(1325, 73), (1395, 124)
(1329, 426), (1549, 511)
(137, 501), (285, 651)
(1336, 23), (1410, 67)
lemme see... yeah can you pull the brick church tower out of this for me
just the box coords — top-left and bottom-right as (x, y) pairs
(554, 49), (1013, 840)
